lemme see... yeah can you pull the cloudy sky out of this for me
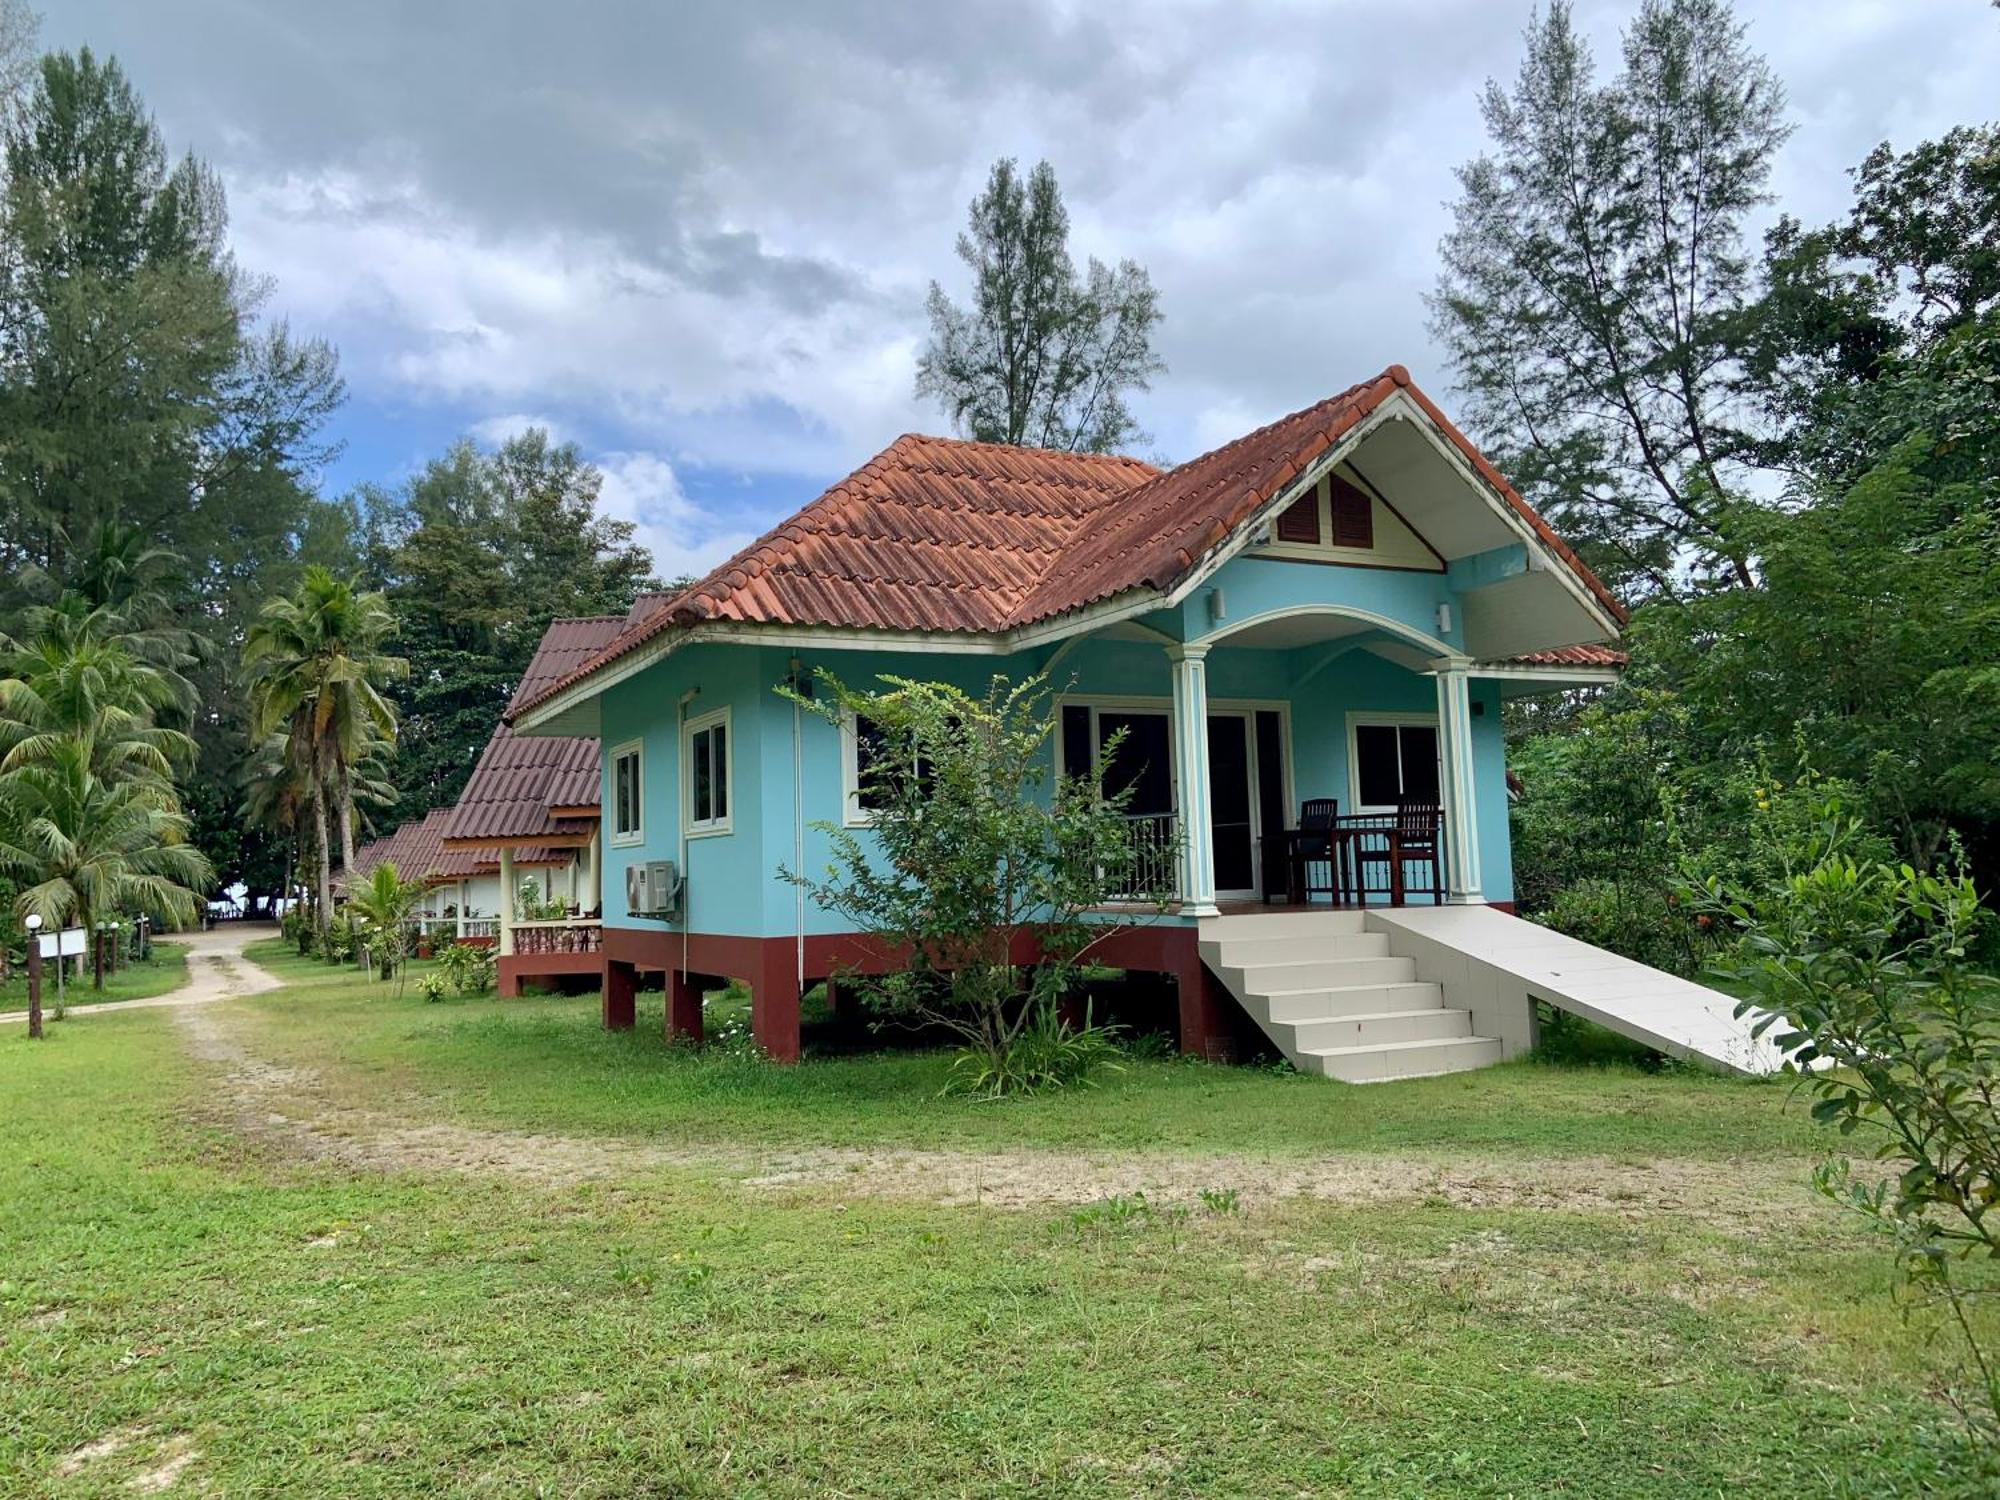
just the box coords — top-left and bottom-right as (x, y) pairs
(49, 1), (1999, 576)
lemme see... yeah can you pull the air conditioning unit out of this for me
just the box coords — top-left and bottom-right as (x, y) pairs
(625, 859), (683, 920)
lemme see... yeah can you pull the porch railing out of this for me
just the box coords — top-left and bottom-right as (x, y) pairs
(1117, 811), (1181, 901)
(456, 918), (501, 941)
(511, 918), (603, 956)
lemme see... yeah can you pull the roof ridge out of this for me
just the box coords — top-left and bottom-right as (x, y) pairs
(896, 431), (1162, 471)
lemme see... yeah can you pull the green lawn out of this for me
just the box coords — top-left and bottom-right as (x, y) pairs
(2, 945), (1993, 1496)
(0, 939), (187, 1016)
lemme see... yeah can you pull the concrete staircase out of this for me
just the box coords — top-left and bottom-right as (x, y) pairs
(1197, 910), (1503, 1082)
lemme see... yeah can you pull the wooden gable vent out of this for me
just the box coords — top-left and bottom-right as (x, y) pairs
(1330, 474), (1374, 549)
(1274, 488), (1320, 544)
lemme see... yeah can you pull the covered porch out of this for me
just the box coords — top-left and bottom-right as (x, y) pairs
(1056, 601), (1592, 921)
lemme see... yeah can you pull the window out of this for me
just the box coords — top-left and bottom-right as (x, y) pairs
(683, 709), (731, 835)
(1349, 717), (1440, 811)
(609, 740), (643, 845)
(841, 709), (936, 825)
(1261, 471), (1392, 558)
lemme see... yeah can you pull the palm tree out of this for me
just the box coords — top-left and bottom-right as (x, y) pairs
(0, 737), (211, 978)
(243, 568), (405, 954)
(0, 625), (193, 781)
(346, 860), (421, 990)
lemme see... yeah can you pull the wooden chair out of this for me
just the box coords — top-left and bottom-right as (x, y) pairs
(1285, 798), (1341, 905)
(1350, 798), (1445, 905)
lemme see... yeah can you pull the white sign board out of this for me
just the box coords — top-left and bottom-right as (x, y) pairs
(35, 927), (87, 959)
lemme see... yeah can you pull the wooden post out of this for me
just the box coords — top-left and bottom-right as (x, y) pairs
(25, 930), (43, 1040)
(92, 926), (104, 990)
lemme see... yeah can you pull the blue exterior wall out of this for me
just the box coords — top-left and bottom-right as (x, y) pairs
(595, 554), (1522, 941)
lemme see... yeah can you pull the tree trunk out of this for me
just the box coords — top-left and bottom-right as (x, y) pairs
(311, 776), (333, 957)
(340, 772), (358, 880)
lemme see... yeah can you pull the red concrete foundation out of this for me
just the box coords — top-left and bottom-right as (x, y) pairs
(599, 922), (1221, 1064)
(601, 957), (636, 1030)
(499, 949), (604, 999)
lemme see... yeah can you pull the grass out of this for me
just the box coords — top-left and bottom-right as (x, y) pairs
(2, 941), (1994, 1496)
(0, 940), (187, 1016)
(235, 939), (1824, 1160)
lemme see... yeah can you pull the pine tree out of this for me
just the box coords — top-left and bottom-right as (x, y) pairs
(917, 159), (1164, 454)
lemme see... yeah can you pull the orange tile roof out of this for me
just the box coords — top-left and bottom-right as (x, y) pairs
(442, 617), (625, 848)
(513, 368), (1622, 720)
(1502, 645), (1628, 667)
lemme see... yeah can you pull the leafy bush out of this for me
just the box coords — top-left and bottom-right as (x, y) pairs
(944, 1001), (1124, 1099)
(416, 972), (448, 1003)
(783, 669), (1171, 1085)
(1701, 803), (2000, 1444)
(436, 941), (496, 996)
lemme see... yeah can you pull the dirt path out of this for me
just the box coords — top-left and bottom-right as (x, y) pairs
(171, 997), (1820, 1225)
(0, 924), (282, 1026)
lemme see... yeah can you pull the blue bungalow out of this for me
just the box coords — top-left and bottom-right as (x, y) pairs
(499, 366), (1740, 1083)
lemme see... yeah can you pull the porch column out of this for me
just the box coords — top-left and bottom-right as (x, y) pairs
(1168, 645), (1219, 917)
(580, 827), (601, 914)
(498, 847), (516, 956)
(1434, 662), (1484, 903)
(456, 881), (467, 939)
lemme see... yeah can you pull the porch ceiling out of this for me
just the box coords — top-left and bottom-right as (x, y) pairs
(1215, 613), (1374, 650)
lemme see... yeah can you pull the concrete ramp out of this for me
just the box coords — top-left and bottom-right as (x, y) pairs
(1366, 905), (1786, 1076)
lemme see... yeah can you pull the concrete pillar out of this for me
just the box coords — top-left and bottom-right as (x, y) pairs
(752, 950), (802, 1064)
(667, 969), (704, 1045)
(1176, 948), (1234, 1061)
(1434, 663), (1484, 903)
(581, 827), (601, 914)
(498, 847), (516, 956)
(1168, 645), (1219, 917)
(456, 881), (467, 940)
(601, 958), (636, 1030)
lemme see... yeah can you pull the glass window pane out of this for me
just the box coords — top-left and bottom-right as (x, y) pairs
(692, 731), (712, 823)
(712, 724), (727, 819)
(1354, 724), (1401, 807)
(1400, 725), (1440, 801)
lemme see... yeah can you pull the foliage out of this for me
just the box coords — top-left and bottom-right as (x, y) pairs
(1700, 810), (2000, 1443)
(242, 566), (406, 954)
(0, 46), (346, 876)
(916, 157), (1164, 455)
(354, 429), (658, 822)
(782, 669), (1169, 1089)
(416, 970), (449, 1003)
(944, 1000), (1125, 1100)
(1428, 0), (1787, 593)
(345, 860), (422, 985)
(435, 940), (496, 997)
(1636, 417), (2000, 870)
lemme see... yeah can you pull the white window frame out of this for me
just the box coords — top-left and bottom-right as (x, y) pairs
(1344, 711), (1440, 814)
(839, 710), (880, 828)
(682, 707), (733, 838)
(608, 739), (644, 847)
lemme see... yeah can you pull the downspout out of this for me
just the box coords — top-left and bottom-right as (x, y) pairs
(676, 687), (699, 983)
(791, 658), (806, 993)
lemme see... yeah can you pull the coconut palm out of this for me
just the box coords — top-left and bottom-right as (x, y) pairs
(242, 567), (405, 953)
(0, 624), (193, 780)
(0, 737), (210, 980)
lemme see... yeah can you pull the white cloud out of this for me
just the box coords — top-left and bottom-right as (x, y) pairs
(594, 449), (764, 580)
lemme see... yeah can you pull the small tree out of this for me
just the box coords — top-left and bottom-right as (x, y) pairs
(346, 860), (421, 989)
(1702, 809), (2000, 1445)
(782, 671), (1168, 1092)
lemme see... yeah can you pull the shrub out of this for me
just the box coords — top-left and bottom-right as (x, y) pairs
(436, 941), (495, 996)
(416, 972), (448, 1003)
(944, 1001), (1124, 1099)
(1700, 803), (2000, 1444)
(782, 669), (1171, 1088)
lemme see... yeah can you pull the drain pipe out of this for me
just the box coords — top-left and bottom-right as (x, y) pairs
(790, 658), (807, 992)
(676, 686), (699, 983)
